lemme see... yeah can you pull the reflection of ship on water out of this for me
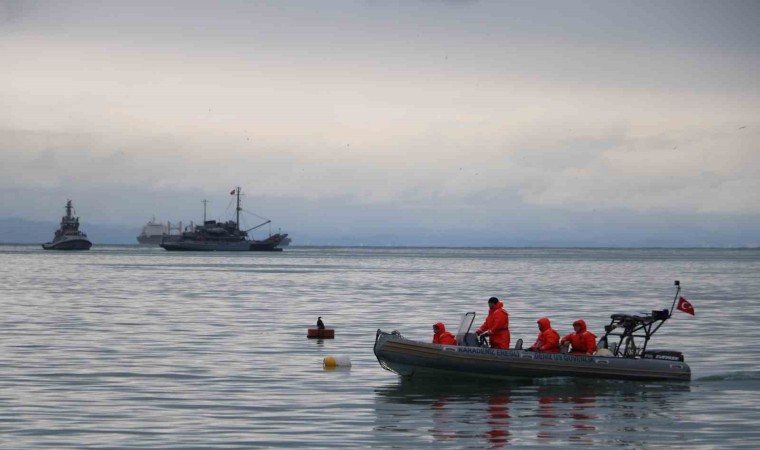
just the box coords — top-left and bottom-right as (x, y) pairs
(160, 187), (288, 252)
(42, 200), (92, 251)
(136, 217), (185, 245)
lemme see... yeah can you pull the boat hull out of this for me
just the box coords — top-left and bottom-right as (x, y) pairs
(42, 238), (92, 250)
(159, 235), (286, 252)
(374, 331), (690, 382)
(137, 235), (164, 245)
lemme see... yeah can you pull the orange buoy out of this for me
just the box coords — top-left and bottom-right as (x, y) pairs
(307, 328), (335, 339)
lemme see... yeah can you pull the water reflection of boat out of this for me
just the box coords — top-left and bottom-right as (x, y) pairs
(374, 378), (517, 447)
(375, 283), (692, 382)
(41, 200), (92, 250)
(374, 377), (690, 448)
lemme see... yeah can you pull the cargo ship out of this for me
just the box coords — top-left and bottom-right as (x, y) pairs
(136, 217), (168, 245)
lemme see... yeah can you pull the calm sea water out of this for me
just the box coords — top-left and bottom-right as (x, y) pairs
(1, 245), (759, 449)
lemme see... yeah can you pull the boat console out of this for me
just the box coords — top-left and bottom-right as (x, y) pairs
(454, 312), (482, 347)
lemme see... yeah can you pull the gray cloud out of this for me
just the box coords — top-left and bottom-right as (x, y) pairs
(0, 0), (29, 25)
(1, 0), (759, 246)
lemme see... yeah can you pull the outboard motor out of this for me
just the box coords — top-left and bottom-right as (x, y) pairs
(641, 350), (685, 362)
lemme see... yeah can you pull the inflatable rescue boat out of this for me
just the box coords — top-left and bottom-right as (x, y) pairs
(374, 282), (691, 382)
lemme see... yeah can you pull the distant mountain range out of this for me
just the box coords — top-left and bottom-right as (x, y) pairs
(0, 218), (139, 245)
(1, 217), (757, 248)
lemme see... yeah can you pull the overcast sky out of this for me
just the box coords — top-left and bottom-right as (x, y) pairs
(2, 0), (759, 246)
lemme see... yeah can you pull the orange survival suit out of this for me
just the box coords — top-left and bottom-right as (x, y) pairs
(476, 300), (510, 349)
(561, 319), (597, 355)
(529, 317), (560, 352)
(432, 322), (457, 345)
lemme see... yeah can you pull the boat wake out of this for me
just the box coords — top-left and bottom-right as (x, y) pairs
(696, 371), (760, 382)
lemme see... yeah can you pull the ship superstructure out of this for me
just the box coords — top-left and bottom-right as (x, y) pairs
(42, 200), (92, 250)
(159, 187), (288, 252)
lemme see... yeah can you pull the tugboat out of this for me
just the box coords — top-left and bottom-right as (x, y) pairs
(42, 200), (93, 250)
(160, 187), (288, 252)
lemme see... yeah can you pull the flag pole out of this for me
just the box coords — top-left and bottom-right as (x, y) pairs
(668, 280), (681, 317)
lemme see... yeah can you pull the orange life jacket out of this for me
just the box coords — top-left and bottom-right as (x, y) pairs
(530, 317), (560, 352)
(476, 301), (510, 349)
(432, 322), (457, 345)
(561, 319), (597, 354)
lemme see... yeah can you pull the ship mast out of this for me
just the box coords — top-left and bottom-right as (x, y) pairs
(202, 199), (209, 223)
(235, 187), (241, 231)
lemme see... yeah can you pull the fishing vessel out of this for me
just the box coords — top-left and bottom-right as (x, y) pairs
(136, 217), (168, 245)
(374, 282), (691, 382)
(42, 200), (93, 250)
(159, 187), (288, 252)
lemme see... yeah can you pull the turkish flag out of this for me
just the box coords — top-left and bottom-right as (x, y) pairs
(677, 297), (695, 316)
(230, 189), (236, 195)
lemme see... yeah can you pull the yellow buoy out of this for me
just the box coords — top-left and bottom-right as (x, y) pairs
(323, 355), (351, 369)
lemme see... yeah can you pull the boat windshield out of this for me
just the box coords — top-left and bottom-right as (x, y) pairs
(454, 312), (476, 344)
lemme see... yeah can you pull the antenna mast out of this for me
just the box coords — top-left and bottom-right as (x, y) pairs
(235, 187), (241, 230)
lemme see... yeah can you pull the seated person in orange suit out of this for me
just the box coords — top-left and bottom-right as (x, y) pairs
(432, 322), (457, 345)
(528, 317), (560, 352)
(560, 319), (597, 355)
